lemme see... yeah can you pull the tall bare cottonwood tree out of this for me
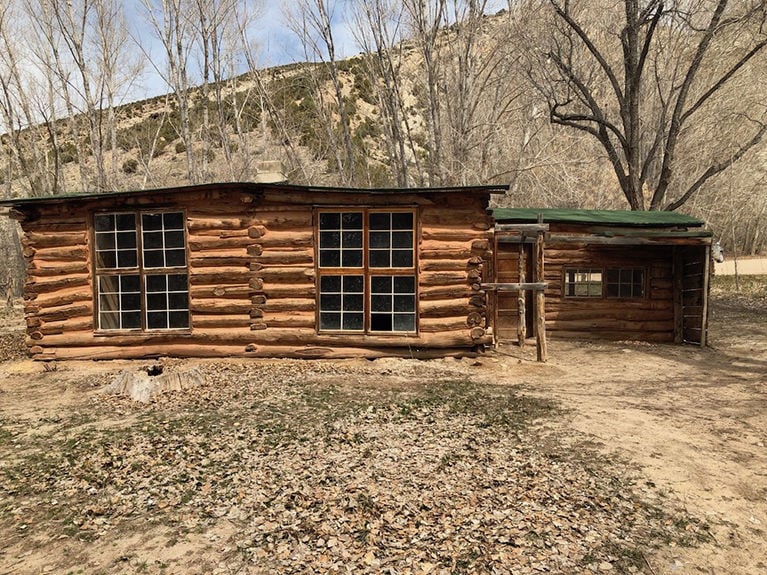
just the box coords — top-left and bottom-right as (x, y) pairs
(529, 0), (767, 211)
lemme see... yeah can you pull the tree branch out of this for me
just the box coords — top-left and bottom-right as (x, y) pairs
(665, 121), (767, 211)
(548, 0), (625, 103)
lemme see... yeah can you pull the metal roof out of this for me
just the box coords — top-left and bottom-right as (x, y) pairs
(492, 208), (705, 228)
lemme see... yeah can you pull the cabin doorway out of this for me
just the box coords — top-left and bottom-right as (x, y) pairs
(674, 245), (711, 346)
(494, 240), (535, 340)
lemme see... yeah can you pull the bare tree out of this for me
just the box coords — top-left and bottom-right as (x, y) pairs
(528, 0), (767, 211)
(402, 0), (448, 185)
(351, 0), (426, 186)
(285, 0), (359, 184)
(141, 0), (198, 183)
(0, 2), (60, 196)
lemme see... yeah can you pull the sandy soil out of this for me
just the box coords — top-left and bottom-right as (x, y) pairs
(0, 293), (765, 574)
(490, 295), (767, 575)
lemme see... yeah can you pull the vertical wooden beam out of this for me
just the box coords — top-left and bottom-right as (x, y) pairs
(517, 242), (526, 346)
(700, 245), (711, 347)
(672, 246), (684, 343)
(489, 235), (499, 348)
(534, 228), (547, 363)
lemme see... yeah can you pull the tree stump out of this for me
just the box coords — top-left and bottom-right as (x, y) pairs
(102, 366), (205, 403)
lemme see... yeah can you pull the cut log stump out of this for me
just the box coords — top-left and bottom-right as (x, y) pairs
(102, 366), (205, 403)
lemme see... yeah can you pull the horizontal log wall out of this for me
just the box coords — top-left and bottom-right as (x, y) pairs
(418, 194), (493, 346)
(17, 186), (495, 360)
(496, 235), (675, 342)
(21, 208), (94, 350)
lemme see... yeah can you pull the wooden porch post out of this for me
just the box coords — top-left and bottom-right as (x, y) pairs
(534, 227), (547, 362)
(517, 242), (526, 346)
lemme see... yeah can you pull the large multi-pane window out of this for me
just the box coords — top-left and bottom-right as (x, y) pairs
(317, 210), (416, 333)
(564, 267), (645, 299)
(94, 211), (190, 331)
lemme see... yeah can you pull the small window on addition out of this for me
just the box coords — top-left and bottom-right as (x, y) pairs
(606, 268), (645, 298)
(564, 269), (603, 297)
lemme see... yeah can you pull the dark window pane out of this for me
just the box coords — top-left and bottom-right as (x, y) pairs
(320, 231), (340, 248)
(606, 284), (619, 298)
(342, 231), (362, 248)
(394, 294), (415, 312)
(319, 212), (340, 229)
(369, 212), (390, 230)
(320, 294), (341, 311)
(117, 251), (138, 268)
(117, 232), (136, 249)
(392, 212), (413, 230)
(370, 314), (392, 331)
(95, 214), (114, 232)
(370, 231), (389, 248)
(394, 276), (415, 293)
(342, 250), (363, 268)
(97, 252), (117, 269)
(320, 312), (341, 330)
(391, 250), (413, 268)
(342, 212), (363, 228)
(343, 276), (364, 292)
(143, 231), (164, 249)
(165, 249), (186, 267)
(100, 295), (118, 312)
(147, 293), (167, 311)
(371, 294), (391, 312)
(165, 231), (185, 249)
(164, 212), (184, 229)
(320, 250), (341, 268)
(122, 275), (140, 292)
(116, 213), (136, 231)
(122, 312), (142, 329)
(394, 314), (416, 332)
(169, 311), (189, 329)
(168, 274), (188, 291)
(168, 292), (189, 310)
(99, 276), (119, 293)
(146, 275), (167, 292)
(96, 233), (115, 250)
(147, 312), (167, 329)
(143, 250), (164, 268)
(392, 231), (413, 249)
(121, 293), (141, 310)
(369, 250), (389, 268)
(100, 311), (120, 330)
(342, 313), (364, 330)
(371, 276), (391, 293)
(343, 294), (363, 311)
(320, 275), (341, 292)
(142, 213), (163, 231)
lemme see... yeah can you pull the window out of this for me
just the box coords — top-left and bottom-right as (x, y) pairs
(317, 210), (416, 333)
(564, 269), (603, 297)
(564, 267), (645, 299)
(94, 211), (190, 331)
(606, 268), (645, 298)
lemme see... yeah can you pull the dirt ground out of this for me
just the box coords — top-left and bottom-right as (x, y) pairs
(493, 292), (767, 575)
(0, 287), (765, 574)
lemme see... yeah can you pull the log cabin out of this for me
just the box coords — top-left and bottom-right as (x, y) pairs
(0, 182), (504, 360)
(491, 208), (714, 346)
